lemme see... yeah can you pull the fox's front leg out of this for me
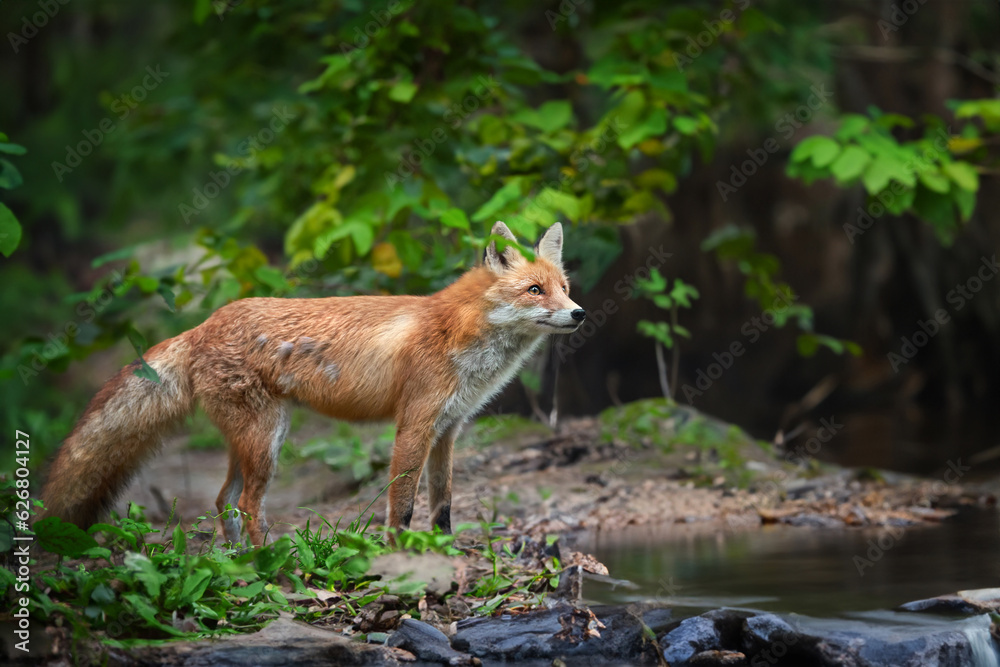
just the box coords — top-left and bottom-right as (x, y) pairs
(427, 425), (459, 533)
(387, 413), (437, 532)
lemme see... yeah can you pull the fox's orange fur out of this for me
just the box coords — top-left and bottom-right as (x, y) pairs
(42, 222), (584, 546)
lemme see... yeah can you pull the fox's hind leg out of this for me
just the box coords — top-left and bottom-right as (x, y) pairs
(205, 399), (289, 547)
(215, 455), (244, 545)
(427, 425), (459, 534)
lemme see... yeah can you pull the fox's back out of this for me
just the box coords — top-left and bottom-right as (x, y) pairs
(187, 295), (433, 421)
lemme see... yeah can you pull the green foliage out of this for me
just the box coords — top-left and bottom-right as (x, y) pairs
(0, 131), (25, 258)
(787, 107), (986, 244)
(599, 399), (758, 486)
(299, 423), (396, 483)
(634, 268), (700, 398)
(702, 225), (861, 358)
(635, 270), (699, 350)
(2, 487), (564, 647)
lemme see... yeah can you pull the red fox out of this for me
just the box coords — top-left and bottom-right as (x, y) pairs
(42, 221), (584, 546)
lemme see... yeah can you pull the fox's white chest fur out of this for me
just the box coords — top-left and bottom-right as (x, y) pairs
(435, 328), (544, 434)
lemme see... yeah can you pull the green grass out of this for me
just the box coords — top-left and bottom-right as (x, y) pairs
(0, 478), (564, 654)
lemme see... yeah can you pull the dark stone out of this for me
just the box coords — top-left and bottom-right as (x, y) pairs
(661, 616), (722, 665)
(387, 618), (475, 665)
(741, 611), (998, 667)
(659, 609), (750, 666)
(899, 595), (984, 615)
(689, 650), (748, 666)
(105, 617), (395, 666)
(451, 602), (668, 664)
(900, 588), (1000, 615)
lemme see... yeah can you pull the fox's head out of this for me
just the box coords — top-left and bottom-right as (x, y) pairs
(483, 221), (586, 334)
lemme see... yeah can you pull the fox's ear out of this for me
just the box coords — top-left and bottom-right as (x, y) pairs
(535, 222), (563, 267)
(484, 221), (521, 274)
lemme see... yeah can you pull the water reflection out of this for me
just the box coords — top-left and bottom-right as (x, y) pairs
(577, 509), (1000, 617)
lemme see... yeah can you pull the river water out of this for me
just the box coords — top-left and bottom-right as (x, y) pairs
(579, 508), (999, 615)
(576, 508), (1000, 664)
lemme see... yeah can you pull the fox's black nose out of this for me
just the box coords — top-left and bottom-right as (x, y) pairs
(571, 309), (586, 322)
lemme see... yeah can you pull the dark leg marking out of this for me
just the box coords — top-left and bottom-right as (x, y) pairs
(433, 503), (451, 534)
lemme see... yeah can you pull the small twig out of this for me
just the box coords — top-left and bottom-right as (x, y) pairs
(669, 305), (680, 399)
(654, 341), (671, 400)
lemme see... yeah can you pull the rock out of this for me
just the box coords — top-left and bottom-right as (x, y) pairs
(388, 619), (477, 665)
(108, 615), (395, 666)
(742, 612), (999, 667)
(368, 552), (457, 597)
(660, 609), (748, 666)
(901, 588), (1000, 615)
(451, 602), (670, 663)
(661, 615), (721, 665)
(689, 650), (748, 665)
(899, 595), (985, 615)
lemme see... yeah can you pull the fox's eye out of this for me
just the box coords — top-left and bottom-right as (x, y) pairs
(562, 285), (567, 293)
(528, 285), (542, 295)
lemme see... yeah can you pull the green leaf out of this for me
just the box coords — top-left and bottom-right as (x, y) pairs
(918, 169), (950, 194)
(91, 583), (116, 605)
(172, 523), (187, 553)
(232, 580), (267, 599)
(942, 161), (979, 192)
(0, 202), (22, 257)
(537, 188), (580, 220)
(834, 115), (870, 141)
(672, 116), (698, 136)
(0, 142), (27, 155)
(440, 208), (470, 230)
(157, 284), (177, 311)
(179, 569), (213, 605)
(126, 326), (161, 383)
(516, 100), (574, 133)
(34, 517), (99, 557)
(829, 145), (871, 183)
(790, 136), (838, 166)
(125, 552), (166, 598)
(315, 219), (375, 258)
(388, 80), (418, 103)
(810, 138), (841, 168)
(954, 187), (976, 222)
(255, 538), (292, 575)
(255, 265), (289, 291)
(193, 0), (212, 24)
(618, 107), (667, 150)
(471, 179), (523, 222)
(0, 159), (23, 189)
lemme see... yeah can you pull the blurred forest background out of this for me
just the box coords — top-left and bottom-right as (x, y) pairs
(2, 0), (999, 477)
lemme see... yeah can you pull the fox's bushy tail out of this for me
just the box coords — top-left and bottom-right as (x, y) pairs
(41, 335), (195, 528)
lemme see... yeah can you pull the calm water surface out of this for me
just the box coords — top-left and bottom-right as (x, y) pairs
(577, 508), (1000, 617)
